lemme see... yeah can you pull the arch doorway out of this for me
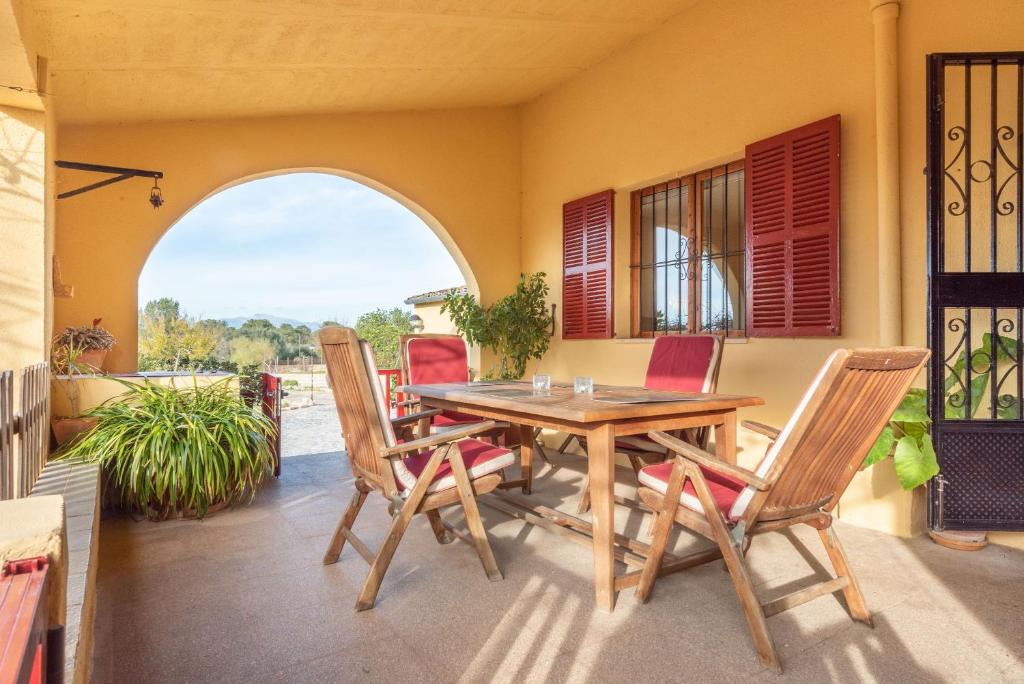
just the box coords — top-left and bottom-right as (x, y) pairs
(137, 171), (472, 458)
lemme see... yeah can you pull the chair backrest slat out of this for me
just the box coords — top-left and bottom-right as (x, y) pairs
(644, 335), (723, 394)
(319, 326), (398, 495)
(737, 347), (930, 524)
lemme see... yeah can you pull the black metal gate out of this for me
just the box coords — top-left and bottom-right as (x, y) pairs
(927, 52), (1024, 531)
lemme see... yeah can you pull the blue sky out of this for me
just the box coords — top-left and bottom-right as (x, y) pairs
(139, 173), (464, 324)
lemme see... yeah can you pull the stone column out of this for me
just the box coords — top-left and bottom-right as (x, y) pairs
(871, 0), (903, 346)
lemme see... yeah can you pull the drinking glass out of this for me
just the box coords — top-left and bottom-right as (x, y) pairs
(573, 376), (594, 394)
(532, 374), (551, 394)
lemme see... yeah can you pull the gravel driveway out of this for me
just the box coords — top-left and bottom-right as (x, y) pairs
(280, 390), (344, 458)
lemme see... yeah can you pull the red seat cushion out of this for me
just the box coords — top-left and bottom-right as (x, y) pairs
(392, 438), (515, 493)
(644, 335), (718, 393)
(433, 409), (487, 427)
(637, 460), (746, 520)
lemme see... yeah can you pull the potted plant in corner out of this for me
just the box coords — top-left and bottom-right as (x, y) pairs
(58, 377), (276, 520)
(50, 337), (99, 446)
(55, 318), (115, 372)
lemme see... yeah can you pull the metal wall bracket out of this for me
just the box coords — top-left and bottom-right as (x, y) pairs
(55, 160), (163, 201)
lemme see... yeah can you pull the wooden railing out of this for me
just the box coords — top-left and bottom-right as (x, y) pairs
(0, 363), (50, 501)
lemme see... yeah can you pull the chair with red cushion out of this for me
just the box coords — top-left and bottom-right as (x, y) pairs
(577, 335), (724, 513)
(319, 326), (514, 610)
(635, 348), (930, 673)
(399, 334), (510, 435)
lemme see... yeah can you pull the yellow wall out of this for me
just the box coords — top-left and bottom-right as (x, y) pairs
(54, 108), (522, 372)
(0, 105), (48, 371)
(413, 302), (459, 336)
(521, 0), (900, 526)
(519, 0), (1024, 538)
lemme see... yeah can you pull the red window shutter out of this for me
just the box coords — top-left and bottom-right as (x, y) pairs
(745, 115), (840, 337)
(563, 189), (614, 339)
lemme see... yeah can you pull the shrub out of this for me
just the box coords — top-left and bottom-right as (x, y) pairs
(59, 377), (276, 519)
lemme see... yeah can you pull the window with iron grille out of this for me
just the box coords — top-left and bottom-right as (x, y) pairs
(631, 161), (746, 337)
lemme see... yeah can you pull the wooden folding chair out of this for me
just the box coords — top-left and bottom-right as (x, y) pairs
(400, 333), (548, 466)
(319, 326), (515, 610)
(634, 347), (930, 673)
(577, 335), (724, 513)
(399, 333), (513, 439)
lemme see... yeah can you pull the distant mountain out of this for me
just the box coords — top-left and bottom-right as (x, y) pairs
(220, 314), (322, 329)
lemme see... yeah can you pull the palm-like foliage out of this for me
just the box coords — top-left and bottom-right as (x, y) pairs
(59, 377), (275, 519)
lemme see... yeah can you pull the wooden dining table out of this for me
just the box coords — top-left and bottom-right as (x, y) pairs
(398, 380), (763, 612)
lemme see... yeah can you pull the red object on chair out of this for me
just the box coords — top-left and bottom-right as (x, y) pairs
(618, 335), (724, 451)
(576, 334), (724, 514)
(405, 337), (469, 385)
(644, 335), (721, 393)
(401, 335), (490, 429)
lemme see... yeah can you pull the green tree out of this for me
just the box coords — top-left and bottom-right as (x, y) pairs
(142, 297), (181, 324)
(276, 323), (316, 359)
(239, 318), (278, 341)
(229, 337), (277, 367)
(354, 307), (412, 370)
(138, 302), (225, 370)
(197, 319), (232, 361)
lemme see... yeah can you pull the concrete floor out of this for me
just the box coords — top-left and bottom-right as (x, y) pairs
(92, 451), (1024, 683)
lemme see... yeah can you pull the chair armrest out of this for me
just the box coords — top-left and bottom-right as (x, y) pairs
(390, 409), (441, 428)
(398, 399), (420, 408)
(647, 430), (770, 491)
(380, 421), (499, 457)
(741, 420), (781, 441)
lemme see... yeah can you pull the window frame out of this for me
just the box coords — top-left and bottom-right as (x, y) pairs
(629, 159), (746, 339)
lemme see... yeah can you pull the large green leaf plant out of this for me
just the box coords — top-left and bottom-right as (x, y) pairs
(865, 331), (1022, 490)
(864, 388), (938, 490)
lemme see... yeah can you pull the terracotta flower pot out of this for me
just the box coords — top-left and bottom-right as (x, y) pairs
(51, 416), (98, 446)
(77, 348), (108, 372)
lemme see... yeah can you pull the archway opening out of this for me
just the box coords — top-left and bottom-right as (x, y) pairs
(138, 171), (471, 457)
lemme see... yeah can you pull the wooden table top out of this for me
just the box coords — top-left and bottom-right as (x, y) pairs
(398, 381), (763, 424)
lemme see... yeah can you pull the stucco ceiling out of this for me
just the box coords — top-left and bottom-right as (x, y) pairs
(16, 0), (699, 125)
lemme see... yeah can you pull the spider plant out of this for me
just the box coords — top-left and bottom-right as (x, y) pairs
(59, 377), (275, 519)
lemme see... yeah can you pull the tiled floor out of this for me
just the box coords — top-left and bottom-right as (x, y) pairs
(93, 451), (1024, 683)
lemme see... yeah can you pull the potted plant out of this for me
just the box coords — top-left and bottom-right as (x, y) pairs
(441, 272), (554, 379)
(55, 318), (115, 372)
(50, 338), (99, 446)
(58, 377), (275, 520)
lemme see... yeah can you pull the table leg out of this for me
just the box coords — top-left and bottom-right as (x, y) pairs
(587, 423), (616, 612)
(518, 423), (534, 494)
(714, 411), (737, 465)
(417, 415), (432, 450)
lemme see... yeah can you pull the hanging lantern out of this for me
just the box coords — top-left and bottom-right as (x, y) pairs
(149, 178), (164, 209)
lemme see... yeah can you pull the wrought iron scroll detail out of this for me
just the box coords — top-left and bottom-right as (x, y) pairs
(944, 316), (970, 412)
(944, 125), (968, 217)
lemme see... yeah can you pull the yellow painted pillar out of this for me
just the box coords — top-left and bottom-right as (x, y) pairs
(871, 0), (903, 346)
